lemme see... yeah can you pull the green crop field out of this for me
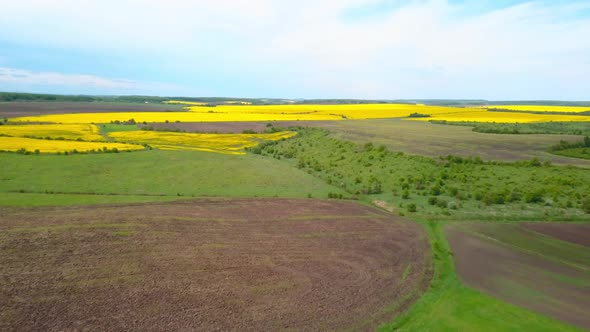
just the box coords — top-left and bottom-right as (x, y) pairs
(0, 150), (346, 206)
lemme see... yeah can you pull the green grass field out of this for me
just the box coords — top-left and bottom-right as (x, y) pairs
(0, 150), (345, 206)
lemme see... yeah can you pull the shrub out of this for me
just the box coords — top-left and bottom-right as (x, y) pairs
(484, 192), (505, 205)
(525, 189), (544, 203)
(581, 197), (590, 214)
(448, 187), (459, 197)
(368, 180), (383, 194)
(402, 189), (410, 199)
(407, 203), (417, 212)
(430, 185), (441, 196)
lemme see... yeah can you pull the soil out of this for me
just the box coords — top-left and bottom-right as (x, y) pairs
(0, 101), (183, 118)
(0, 198), (430, 331)
(446, 225), (590, 329)
(139, 121), (335, 133)
(522, 223), (590, 247)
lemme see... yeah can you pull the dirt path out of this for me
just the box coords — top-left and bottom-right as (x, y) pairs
(0, 198), (430, 331)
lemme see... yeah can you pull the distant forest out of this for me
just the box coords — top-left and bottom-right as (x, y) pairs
(1, 92), (589, 107)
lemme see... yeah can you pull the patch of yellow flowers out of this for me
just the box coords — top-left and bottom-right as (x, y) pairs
(484, 105), (590, 113)
(0, 124), (104, 141)
(0, 136), (143, 153)
(407, 110), (590, 123)
(108, 130), (296, 155)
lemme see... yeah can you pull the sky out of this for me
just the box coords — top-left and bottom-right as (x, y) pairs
(0, 0), (589, 100)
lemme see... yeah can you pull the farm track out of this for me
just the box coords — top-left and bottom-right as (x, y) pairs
(0, 198), (431, 331)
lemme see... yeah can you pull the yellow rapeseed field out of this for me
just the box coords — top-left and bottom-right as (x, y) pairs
(10, 104), (467, 123)
(10, 111), (340, 124)
(0, 124), (104, 141)
(108, 130), (296, 155)
(9, 104), (590, 124)
(185, 104), (466, 118)
(484, 105), (590, 113)
(0, 137), (144, 153)
(408, 110), (590, 123)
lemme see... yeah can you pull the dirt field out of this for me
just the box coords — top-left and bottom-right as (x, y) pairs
(446, 223), (590, 329)
(0, 198), (430, 331)
(0, 101), (183, 118)
(140, 120), (333, 133)
(318, 119), (590, 167)
(523, 223), (590, 247)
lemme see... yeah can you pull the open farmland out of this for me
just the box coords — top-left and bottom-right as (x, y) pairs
(408, 110), (590, 123)
(108, 130), (296, 154)
(314, 119), (590, 167)
(0, 150), (346, 206)
(138, 120), (332, 133)
(0, 137), (143, 153)
(1, 98), (589, 332)
(0, 124), (104, 141)
(484, 105), (590, 113)
(0, 101), (184, 118)
(8, 102), (590, 124)
(522, 223), (590, 247)
(0, 198), (430, 331)
(445, 223), (590, 329)
(3, 0), (590, 329)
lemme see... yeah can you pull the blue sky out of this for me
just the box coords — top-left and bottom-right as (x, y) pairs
(0, 0), (589, 99)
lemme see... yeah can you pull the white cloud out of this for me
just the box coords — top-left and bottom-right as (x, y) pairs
(0, 0), (589, 99)
(0, 67), (135, 89)
(0, 67), (203, 96)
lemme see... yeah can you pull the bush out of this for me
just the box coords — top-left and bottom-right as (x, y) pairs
(581, 197), (590, 214)
(402, 189), (410, 199)
(430, 185), (442, 196)
(448, 187), (459, 197)
(368, 180), (382, 194)
(407, 203), (417, 212)
(428, 197), (438, 205)
(525, 189), (544, 203)
(483, 192), (505, 205)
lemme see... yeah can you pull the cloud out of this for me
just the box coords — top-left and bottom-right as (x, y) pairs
(0, 67), (202, 96)
(0, 67), (135, 89)
(0, 0), (589, 99)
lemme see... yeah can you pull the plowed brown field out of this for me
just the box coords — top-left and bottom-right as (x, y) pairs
(0, 198), (430, 331)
